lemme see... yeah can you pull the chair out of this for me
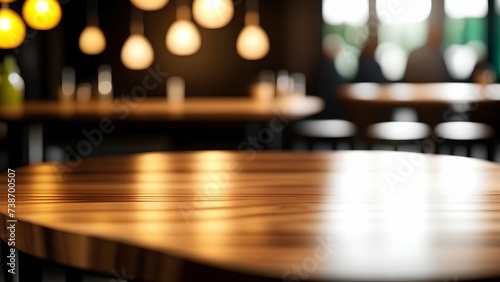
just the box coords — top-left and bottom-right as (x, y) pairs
(366, 122), (432, 152)
(292, 119), (357, 150)
(435, 122), (496, 161)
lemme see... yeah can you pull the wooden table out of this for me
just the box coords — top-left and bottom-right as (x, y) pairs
(337, 83), (500, 130)
(338, 83), (500, 104)
(1, 151), (499, 282)
(0, 97), (323, 122)
(0, 97), (324, 167)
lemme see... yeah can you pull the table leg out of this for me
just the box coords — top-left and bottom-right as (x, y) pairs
(64, 268), (83, 282)
(244, 122), (283, 150)
(6, 122), (44, 168)
(266, 120), (283, 150)
(1, 242), (13, 282)
(27, 123), (43, 164)
(17, 250), (42, 282)
(6, 122), (28, 169)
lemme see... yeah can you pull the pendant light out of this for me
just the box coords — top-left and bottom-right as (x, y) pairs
(236, 0), (269, 60)
(166, 2), (201, 56)
(130, 0), (169, 11)
(192, 0), (233, 29)
(121, 7), (154, 70)
(0, 2), (26, 49)
(22, 0), (62, 30)
(79, 0), (106, 55)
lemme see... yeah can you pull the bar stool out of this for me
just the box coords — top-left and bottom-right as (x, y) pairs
(292, 120), (357, 150)
(435, 122), (496, 161)
(366, 122), (432, 152)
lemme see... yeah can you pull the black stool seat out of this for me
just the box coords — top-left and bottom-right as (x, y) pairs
(435, 122), (496, 161)
(293, 119), (357, 150)
(366, 122), (432, 151)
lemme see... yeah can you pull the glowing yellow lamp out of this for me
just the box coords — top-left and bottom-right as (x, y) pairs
(166, 19), (201, 56)
(130, 0), (169, 11)
(0, 7), (26, 49)
(121, 34), (154, 70)
(236, 24), (269, 60)
(79, 26), (106, 55)
(192, 0), (234, 29)
(22, 0), (62, 30)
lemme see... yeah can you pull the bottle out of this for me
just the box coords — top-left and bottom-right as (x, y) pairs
(0, 55), (25, 105)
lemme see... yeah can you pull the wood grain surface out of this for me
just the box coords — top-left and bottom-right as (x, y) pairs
(1, 151), (500, 282)
(0, 96), (323, 122)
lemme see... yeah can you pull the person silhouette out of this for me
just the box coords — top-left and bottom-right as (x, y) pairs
(314, 35), (346, 119)
(355, 34), (387, 83)
(404, 27), (451, 82)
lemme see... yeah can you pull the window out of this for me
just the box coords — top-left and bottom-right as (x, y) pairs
(443, 0), (488, 80)
(322, 0), (369, 79)
(322, 0), (493, 82)
(376, 0), (431, 80)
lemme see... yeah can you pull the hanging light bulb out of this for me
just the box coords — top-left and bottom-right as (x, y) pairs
(130, 0), (169, 11)
(192, 0), (234, 29)
(0, 6), (26, 49)
(22, 0), (62, 30)
(166, 5), (201, 56)
(236, 3), (269, 60)
(79, 0), (106, 55)
(79, 26), (106, 55)
(121, 34), (154, 70)
(237, 24), (269, 60)
(121, 8), (154, 70)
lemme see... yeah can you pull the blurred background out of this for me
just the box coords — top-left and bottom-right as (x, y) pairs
(1, 0), (500, 170)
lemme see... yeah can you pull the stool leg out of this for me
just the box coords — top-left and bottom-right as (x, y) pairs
(367, 142), (375, 150)
(18, 250), (42, 282)
(451, 145), (457, 156)
(305, 140), (314, 151)
(348, 139), (355, 150)
(1, 242), (13, 282)
(487, 139), (497, 162)
(65, 268), (84, 282)
(465, 145), (472, 158)
(436, 142), (443, 155)
(332, 142), (337, 151)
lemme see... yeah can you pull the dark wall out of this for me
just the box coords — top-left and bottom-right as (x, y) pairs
(19, 0), (323, 99)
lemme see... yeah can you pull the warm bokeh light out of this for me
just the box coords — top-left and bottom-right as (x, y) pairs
(375, 42), (408, 81)
(130, 0), (169, 11)
(0, 7), (26, 49)
(377, 0), (431, 24)
(444, 44), (478, 80)
(166, 20), (201, 56)
(236, 25), (269, 60)
(98, 65), (113, 97)
(166, 76), (185, 103)
(121, 34), (154, 70)
(60, 66), (75, 101)
(22, 0), (62, 30)
(193, 0), (234, 29)
(445, 0), (488, 19)
(322, 0), (368, 27)
(79, 26), (106, 55)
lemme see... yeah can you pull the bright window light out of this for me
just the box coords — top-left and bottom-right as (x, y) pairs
(445, 0), (488, 19)
(375, 42), (408, 81)
(335, 44), (359, 79)
(323, 0), (369, 27)
(444, 44), (478, 80)
(377, 0), (432, 24)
